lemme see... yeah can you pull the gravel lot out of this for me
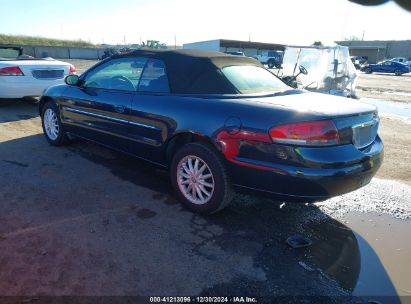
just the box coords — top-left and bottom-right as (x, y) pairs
(356, 73), (411, 103)
(0, 60), (410, 301)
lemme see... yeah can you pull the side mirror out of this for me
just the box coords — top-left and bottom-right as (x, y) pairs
(65, 74), (80, 86)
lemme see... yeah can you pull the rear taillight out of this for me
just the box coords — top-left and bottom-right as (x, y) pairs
(269, 120), (340, 146)
(69, 65), (76, 74)
(0, 66), (24, 76)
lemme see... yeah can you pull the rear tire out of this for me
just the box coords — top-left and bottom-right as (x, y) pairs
(41, 101), (69, 146)
(364, 68), (372, 74)
(170, 142), (234, 214)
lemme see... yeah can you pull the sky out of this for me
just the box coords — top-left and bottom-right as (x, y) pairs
(1, 0), (410, 46)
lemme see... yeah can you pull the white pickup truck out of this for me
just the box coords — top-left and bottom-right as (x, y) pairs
(253, 51), (283, 68)
(390, 57), (411, 67)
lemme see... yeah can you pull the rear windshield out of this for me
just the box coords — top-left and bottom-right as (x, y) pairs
(0, 48), (20, 60)
(222, 65), (288, 94)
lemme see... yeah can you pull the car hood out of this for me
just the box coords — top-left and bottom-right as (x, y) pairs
(243, 91), (376, 117)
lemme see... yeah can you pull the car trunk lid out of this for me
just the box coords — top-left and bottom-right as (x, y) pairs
(245, 91), (379, 149)
(246, 91), (376, 117)
(0, 59), (70, 80)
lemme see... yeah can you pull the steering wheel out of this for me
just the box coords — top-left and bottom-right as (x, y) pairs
(299, 65), (308, 75)
(110, 75), (135, 91)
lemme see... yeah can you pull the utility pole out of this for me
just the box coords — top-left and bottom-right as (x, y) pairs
(124, 35), (126, 45)
(174, 34), (177, 49)
(249, 33), (251, 42)
(341, 12), (348, 40)
(362, 30), (365, 41)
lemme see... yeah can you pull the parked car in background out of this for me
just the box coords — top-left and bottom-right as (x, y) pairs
(254, 51), (283, 68)
(351, 56), (368, 64)
(350, 56), (368, 69)
(350, 56), (361, 69)
(361, 60), (410, 76)
(39, 49), (383, 214)
(0, 46), (76, 99)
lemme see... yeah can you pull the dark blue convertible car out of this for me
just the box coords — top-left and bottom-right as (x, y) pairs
(361, 60), (410, 75)
(39, 49), (383, 214)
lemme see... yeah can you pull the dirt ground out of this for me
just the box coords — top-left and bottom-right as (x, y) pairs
(377, 116), (411, 185)
(66, 59), (97, 74)
(356, 73), (411, 103)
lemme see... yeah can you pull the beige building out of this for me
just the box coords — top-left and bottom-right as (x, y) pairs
(336, 40), (411, 63)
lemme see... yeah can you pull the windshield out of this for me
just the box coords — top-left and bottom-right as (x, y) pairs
(281, 46), (357, 92)
(222, 65), (288, 94)
(0, 48), (21, 60)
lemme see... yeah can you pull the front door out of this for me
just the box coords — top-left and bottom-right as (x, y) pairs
(380, 61), (393, 73)
(60, 57), (147, 151)
(128, 58), (173, 163)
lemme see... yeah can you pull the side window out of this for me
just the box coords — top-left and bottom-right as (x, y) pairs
(83, 57), (147, 91)
(138, 59), (170, 93)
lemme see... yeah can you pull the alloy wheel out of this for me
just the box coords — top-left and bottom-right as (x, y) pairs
(43, 108), (60, 140)
(176, 155), (215, 205)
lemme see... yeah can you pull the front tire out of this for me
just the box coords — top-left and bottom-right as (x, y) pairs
(41, 101), (69, 146)
(268, 59), (275, 69)
(170, 142), (234, 214)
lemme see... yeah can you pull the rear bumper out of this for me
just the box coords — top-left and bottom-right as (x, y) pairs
(227, 136), (384, 201)
(0, 76), (65, 98)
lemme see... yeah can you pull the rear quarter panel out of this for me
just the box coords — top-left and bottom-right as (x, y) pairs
(132, 92), (337, 163)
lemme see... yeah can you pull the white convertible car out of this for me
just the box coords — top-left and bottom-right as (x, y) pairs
(0, 46), (76, 99)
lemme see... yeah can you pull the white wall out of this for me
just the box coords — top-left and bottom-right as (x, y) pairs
(183, 40), (220, 51)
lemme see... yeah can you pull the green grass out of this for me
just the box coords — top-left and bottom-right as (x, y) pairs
(0, 34), (96, 48)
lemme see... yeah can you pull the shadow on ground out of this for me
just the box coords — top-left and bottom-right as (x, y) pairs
(0, 99), (39, 123)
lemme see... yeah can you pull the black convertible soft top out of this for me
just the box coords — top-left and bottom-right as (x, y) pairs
(114, 49), (263, 94)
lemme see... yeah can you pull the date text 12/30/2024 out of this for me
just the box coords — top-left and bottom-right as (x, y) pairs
(150, 297), (257, 303)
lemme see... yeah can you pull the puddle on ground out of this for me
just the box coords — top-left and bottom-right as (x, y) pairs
(306, 212), (411, 300)
(360, 98), (411, 122)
